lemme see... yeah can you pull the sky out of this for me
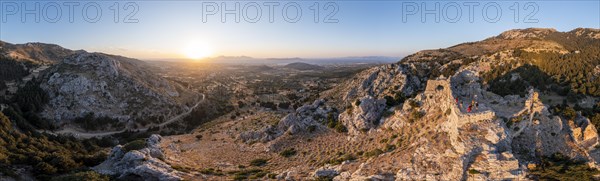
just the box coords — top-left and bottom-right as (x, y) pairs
(1, 0), (599, 60)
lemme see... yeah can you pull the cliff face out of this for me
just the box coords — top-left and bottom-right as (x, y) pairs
(38, 52), (196, 126)
(309, 28), (600, 180)
(1, 41), (197, 129)
(94, 135), (189, 180)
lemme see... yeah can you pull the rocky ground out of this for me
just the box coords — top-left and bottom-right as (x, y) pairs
(120, 28), (600, 181)
(3, 29), (600, 180)
(39, 52), (197, 127)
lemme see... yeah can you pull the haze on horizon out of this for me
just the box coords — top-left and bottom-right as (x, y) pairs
(1, 0), (598, 60)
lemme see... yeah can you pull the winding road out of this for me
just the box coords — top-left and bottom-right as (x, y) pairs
(50, 93), (205, 139)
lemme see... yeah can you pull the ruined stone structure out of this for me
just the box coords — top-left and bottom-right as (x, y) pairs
(423, 78), (495, 123)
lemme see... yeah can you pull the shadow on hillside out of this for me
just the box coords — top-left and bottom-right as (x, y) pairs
(486, 64), (564, 98)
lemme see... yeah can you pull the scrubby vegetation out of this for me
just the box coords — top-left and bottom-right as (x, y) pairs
(161, 97), (234, 135)
(485, 34), (600, 98)
(408, 110), (425, 123)
(0, 112), (110, 180)
(229, 168), (270, 180)
(122, 139), (147, 152)
(528, 152), (600, 180)
(513, 46), (600, 96)
(49, 171), (110, 181)
(325, 113), (347, 133)
(363, 148), (384, 158)
(326, 152), (356, 165)
(0, 57), (31, 83)
(0, 78), (60, 135)
(486, 64), (550, 97)
(249, 158), (268, 166)
(74, 112), (124, 131)
(279, 148), (297, 158)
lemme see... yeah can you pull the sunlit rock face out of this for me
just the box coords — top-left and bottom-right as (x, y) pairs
(38, 52), (193, 126)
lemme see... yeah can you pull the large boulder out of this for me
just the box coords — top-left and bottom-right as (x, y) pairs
(339, 96), (386, 135)
(93, 134), (185, 181)
(314, 168), (339, 179)
(239, 99), (335, 143)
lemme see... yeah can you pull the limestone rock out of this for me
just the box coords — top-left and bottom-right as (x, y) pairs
(339, 96), (386, 135)
(93, 134), (186, 181)
(38, 52), (194, 126)
(239, 99), (335, 143)
(314, 168), (339, 179)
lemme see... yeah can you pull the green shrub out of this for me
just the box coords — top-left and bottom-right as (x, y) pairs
(50, 171), (109, 181)
(529, 152), (600, 180)
(363, 149), (384, 157)
(384, 144), (396, 152)
(334, 123), (348, 133)
(591, 114), (600, 133)
(326, 153), (356, 165)
(408, 100), (420, 108)
(409, 110), (425, 123)
(468, 169), (481, 174)
(307, 125), (317, 133)
(382, 110), (395, 118)
(561, 107), (577, 120)
(199, 168), (223, 175)
(249, 158), (268, 166)
(123, 139), (146, 152)
(280, 148), (297, 158)
(230, 168), (267, 180)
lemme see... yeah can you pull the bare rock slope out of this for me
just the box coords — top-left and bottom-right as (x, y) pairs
(39, 52), (196, 126)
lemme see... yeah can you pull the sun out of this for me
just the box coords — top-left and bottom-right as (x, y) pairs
(183, 42), (213, 60)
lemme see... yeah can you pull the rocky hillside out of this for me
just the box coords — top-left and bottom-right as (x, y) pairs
(0, 41), (75, 64)
(38, 52), (197, 128)
(0, 41), (197, 131)
(156, 28), (600, 180)
(322, 27), (600, 180)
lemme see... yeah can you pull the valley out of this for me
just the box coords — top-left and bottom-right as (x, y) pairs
(1, 28), (600, 181)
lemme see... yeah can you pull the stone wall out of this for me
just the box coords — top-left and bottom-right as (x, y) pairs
(423, 78), (495, 122)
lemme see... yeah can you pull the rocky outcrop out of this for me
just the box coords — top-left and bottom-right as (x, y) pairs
(340, 71), (598, 180)
(39, 52), (194, 126)
(571, 117), (599, 149)
(498, 28), (558, 39)
(239, 99), (335, 143)
(339, 96), (386, 135)
(313, 165), (340, 179)
(94, 134), (186, 181)
(571, 28), (600, 39)
(325, 63), (423, 109)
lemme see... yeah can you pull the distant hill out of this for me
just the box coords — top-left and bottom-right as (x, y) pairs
(283, 62), (325, 70)
(250, 65), (275, 71)
(0, 41), (76, 64)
